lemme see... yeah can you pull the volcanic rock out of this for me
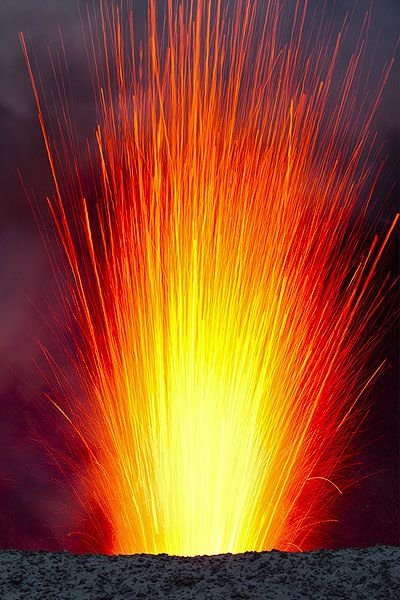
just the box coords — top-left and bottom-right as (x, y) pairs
(0, 546), (399, 599)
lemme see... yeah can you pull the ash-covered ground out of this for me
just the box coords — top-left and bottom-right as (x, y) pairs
(0, 546), (399, 599)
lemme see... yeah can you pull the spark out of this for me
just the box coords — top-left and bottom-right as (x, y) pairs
(20, 0), (397, 555)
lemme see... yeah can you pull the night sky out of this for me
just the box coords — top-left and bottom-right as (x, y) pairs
(0, 0), (398, 552)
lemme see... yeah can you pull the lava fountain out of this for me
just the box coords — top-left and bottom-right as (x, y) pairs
(20, 0), (397, 555)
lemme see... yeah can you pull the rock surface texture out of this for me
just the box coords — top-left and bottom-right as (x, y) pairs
(0, 546), (398, 599)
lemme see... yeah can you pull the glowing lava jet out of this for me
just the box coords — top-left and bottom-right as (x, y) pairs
(21, 0), (397, 555)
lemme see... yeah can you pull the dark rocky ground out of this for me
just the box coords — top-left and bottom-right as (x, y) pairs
(0, 546), (398, 599)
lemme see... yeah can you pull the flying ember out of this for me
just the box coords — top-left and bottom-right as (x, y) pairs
(20, 0), (397, 555)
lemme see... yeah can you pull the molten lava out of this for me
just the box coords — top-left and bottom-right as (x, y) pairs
(21, 0), (397, 555)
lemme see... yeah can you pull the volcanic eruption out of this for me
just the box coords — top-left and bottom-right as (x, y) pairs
(18, 0), (397, 556)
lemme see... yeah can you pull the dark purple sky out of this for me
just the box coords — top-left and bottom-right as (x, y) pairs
(0, 0), (398, 552)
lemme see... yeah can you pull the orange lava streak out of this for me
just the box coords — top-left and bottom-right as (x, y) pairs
(21, 0), (397, 555)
